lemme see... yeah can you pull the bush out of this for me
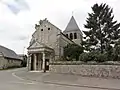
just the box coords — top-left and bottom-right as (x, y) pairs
(64, 44), (83, 61)
(95, 53), (108, 62)
(112, 44), (120, 61)
(79, 52), (108, 63)
(79, 52), (93, 62)
(57, 56), (67, 61)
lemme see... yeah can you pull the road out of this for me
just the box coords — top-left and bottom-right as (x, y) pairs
(0, 68), (110, 90)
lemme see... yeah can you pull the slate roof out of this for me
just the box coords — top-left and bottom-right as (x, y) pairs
(64, 16), (80, 31)
(0, 45), (22, 60)
(64, 16), (82, 35)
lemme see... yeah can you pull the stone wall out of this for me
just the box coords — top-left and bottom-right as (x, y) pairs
(0, 56), (22, 69)
(6, 58), (22, 68)
(50, 65), (120, 79)
(0, 56), (7, 69)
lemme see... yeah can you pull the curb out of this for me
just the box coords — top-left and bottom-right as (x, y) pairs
(14, 72), (120, 90)
(43, 81), (120, 90)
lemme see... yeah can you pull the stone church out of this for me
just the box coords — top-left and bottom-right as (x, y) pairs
(27, 16), (82, 72)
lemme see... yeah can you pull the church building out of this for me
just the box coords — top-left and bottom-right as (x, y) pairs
(27, 16), (82, 72)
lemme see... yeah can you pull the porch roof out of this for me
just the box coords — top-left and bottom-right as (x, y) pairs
(27, 41), (54, 53)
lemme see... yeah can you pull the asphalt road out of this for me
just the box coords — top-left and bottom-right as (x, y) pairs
(0, 68), (106, 90)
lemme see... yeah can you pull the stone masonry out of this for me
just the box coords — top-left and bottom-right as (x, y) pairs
(50, 65), (120, 79)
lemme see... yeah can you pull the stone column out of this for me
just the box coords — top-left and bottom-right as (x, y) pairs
(38, 53), (42, 71)
(34, 54), (37, 71)
(28, 54), (31, 71)
(42, 52), (46, 72)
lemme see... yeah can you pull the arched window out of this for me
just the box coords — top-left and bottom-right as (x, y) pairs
(74, 33), (77, 39)
(66, 34), (68, 38)
(70, 33), (73, 40)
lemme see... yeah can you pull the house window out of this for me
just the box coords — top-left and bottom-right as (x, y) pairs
(74, 33), (77, 39)
(66, 34), (68, 38)
(41, 29), (43, 31)
(70, 33), (73, 40)
(48, 28), (50, 30)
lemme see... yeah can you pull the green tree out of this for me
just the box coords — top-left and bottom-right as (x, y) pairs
(84, 3), (120, 53)
(64, 44), (83, 61)
(113, 39), (120, 61)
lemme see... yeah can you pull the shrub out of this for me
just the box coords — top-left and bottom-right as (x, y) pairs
(57, 56), (67, 61)
(79, 52), (108, 63)
(79, 52), (93, 62)
(95, 53), (108, 62)
(64, 44), (83, 61)
(112, 44), (120, 61)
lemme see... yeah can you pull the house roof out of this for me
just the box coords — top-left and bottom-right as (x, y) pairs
(0, 45), (22, 60)
(28, 39), (53, 51)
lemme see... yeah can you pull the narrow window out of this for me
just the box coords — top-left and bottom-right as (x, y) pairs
(66, 34), (68, 38)
(70, 33), (73, 40)
(41, 29), (43, 31)
(48, 28), (50, 30)
(74, 33), (77, 39)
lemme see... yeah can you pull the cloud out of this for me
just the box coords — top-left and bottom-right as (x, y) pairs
(12, 35), (28, 41)
(0, 0), (30, 14)
(0, 0), (120, 54)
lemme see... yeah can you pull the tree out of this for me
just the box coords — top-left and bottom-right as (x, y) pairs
(64, 44), (83, 61)
(21, 55), (27, 67)
(84, 3), (120, 53)
(113, 39), (120, 61)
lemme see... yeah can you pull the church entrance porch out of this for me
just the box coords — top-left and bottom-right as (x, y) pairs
(27, 46), (54, 72)
(30, 53), (43, 71)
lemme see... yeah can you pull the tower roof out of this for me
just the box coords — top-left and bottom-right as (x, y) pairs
(64, 16), (80, 32)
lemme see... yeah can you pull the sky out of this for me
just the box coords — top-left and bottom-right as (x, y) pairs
(0, 0), (120, 54)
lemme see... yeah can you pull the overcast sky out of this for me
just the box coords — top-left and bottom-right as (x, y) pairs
(0, 0), (120, 54)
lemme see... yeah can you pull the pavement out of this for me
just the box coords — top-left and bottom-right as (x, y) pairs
(0, 68), (113, 90)
(15, 68), (120, 90)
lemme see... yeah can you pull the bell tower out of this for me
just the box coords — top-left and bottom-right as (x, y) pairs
(63, 16), (82, 45)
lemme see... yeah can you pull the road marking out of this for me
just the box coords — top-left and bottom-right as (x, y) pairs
(12, 72), (25, 80)
(12, 72), (38, 85)
(10, 81), (36, 85)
